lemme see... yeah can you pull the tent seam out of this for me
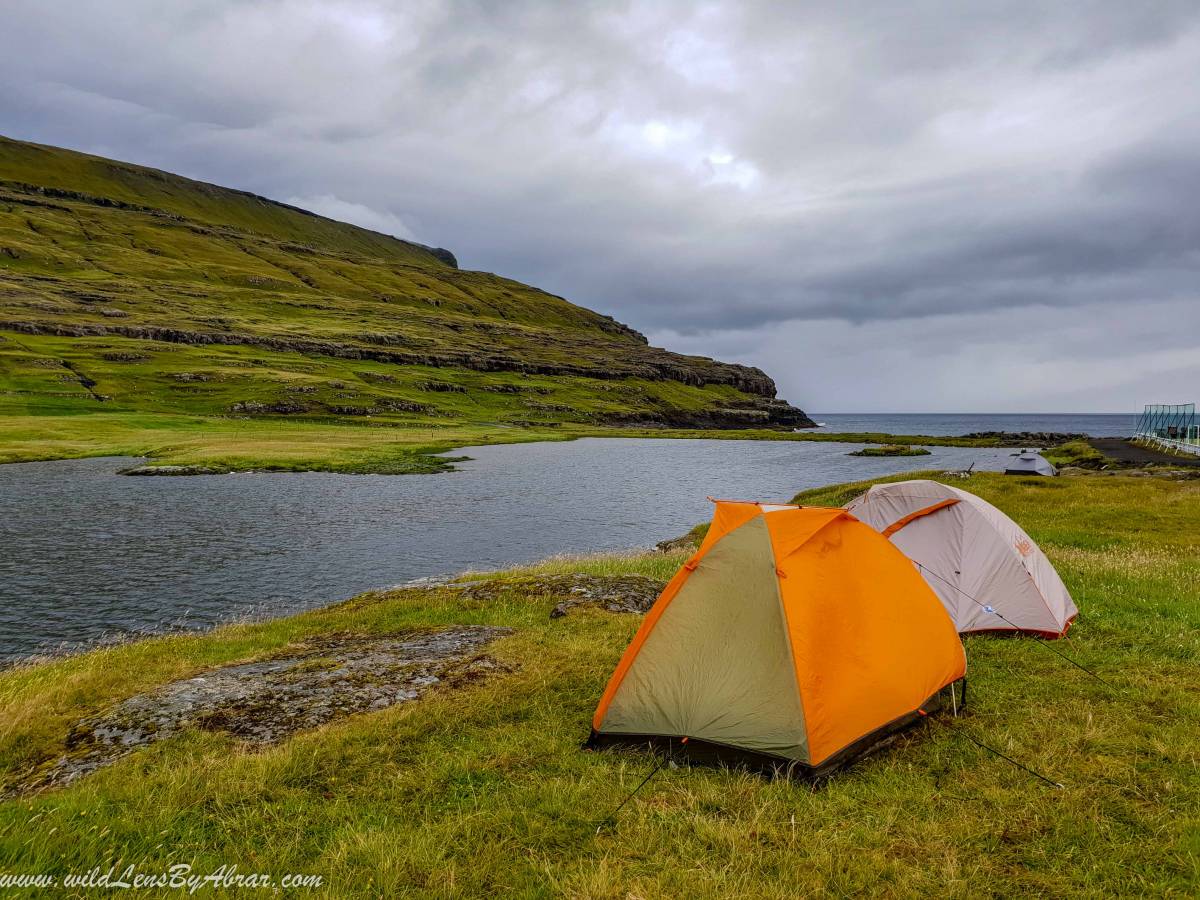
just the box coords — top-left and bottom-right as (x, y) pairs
(880, 498), (960, 537)
(591, 512), (763, 731)
(763, 516), (815, 766)
(775, 512), (849, 564)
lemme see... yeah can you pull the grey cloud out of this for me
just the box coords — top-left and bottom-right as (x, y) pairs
(0, 0), (1197, 411)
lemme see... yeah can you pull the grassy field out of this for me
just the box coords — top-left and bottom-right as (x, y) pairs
(0, 410), (572, 474)
(1, 471), (1196, 896)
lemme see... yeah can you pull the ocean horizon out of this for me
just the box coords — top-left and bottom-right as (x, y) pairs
(807, 412), (1137, 437)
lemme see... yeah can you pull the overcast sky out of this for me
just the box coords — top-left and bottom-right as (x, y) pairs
(3, 1), (1197, 413)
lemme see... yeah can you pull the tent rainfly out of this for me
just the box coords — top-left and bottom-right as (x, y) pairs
(845, 480), (1078, 638)
(1005, 450), (1057, 476)
(588, 502), (966, 777)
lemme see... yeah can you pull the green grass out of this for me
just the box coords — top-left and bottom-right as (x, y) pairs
(1, 473), (1197, 896)
(848, 444), (932, 457)
(0, 409), (585, 473)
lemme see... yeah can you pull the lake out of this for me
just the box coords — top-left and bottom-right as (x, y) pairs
(1, 437), (1020, 662)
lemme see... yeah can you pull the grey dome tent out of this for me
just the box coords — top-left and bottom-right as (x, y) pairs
(845, 479), (1078, 637)
(1005, 450), (1056, 476)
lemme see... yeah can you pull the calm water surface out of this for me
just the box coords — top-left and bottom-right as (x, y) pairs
(1, 438), (1019, 661)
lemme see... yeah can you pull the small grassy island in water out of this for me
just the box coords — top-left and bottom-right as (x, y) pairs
(848, 443), (932, 457)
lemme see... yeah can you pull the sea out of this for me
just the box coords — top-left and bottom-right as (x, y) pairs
(805, 412), (1137, 437)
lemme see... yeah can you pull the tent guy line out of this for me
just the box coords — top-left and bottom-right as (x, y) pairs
(593, 696), (1064, 835)
(593, 749), (673, 835)
(913, 561), (1116, 690)
(931, 715), (1066, 790)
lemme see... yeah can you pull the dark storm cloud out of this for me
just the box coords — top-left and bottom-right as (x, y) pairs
(1, 0), (1197, 410)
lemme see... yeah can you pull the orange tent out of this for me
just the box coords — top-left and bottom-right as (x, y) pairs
(588, 502), (966, 776)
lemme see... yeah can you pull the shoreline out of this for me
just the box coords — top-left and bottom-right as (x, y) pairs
(0, 442), (1024, 667)
(0, 443), (1139, 668)
(6, 440), (1186, 668)
(0, 460), (1176, 674)
(0, 412), (1098, 475)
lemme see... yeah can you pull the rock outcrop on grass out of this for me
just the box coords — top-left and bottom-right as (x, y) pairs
(398, 573), (667, 618)
(13, 626), (512, 795)
(963, 431), (1087, 446)
(7, 573), (671, 798)
(444, 574), (667, 618)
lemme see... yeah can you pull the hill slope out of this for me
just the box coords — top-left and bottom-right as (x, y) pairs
(0, 136), (811, 443)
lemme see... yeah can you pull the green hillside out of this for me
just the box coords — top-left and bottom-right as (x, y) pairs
(0, 135), (810, 470)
